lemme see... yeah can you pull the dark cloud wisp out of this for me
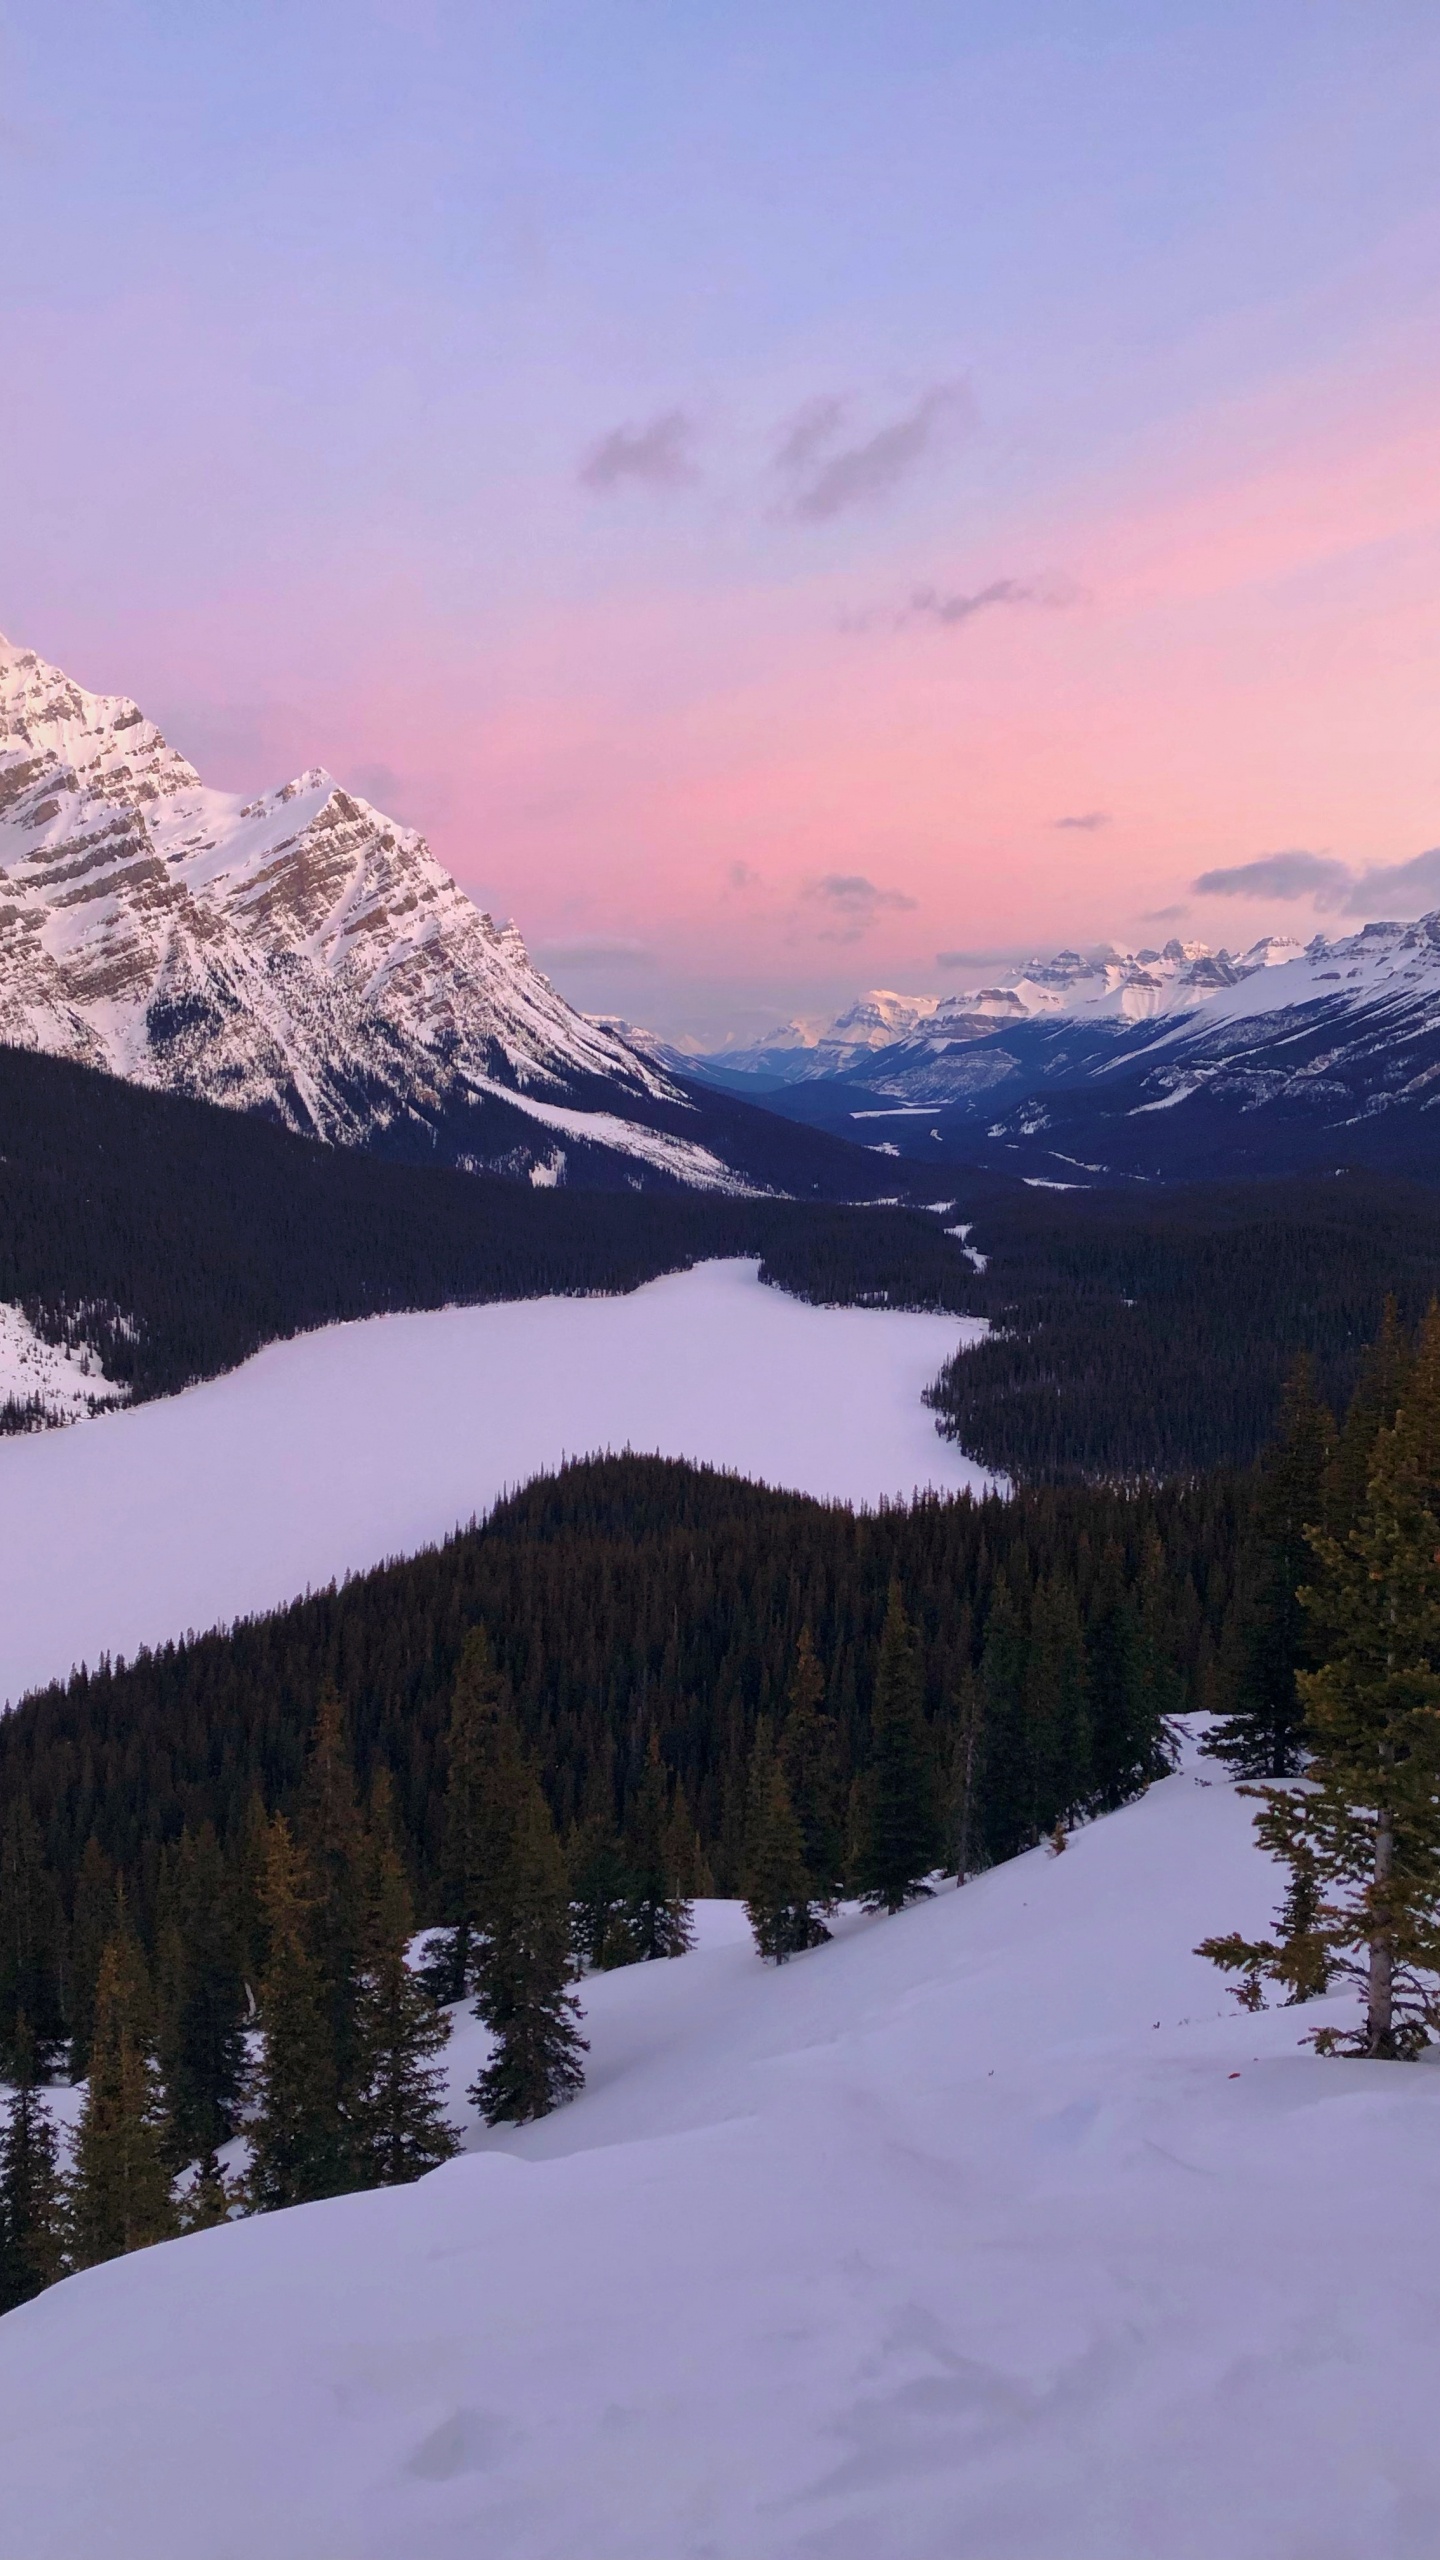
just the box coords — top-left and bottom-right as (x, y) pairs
(579, 410), (697, 493)
(1193, 845), (1440, 919)
(907, 574), (1082, 629)
(1054, 810), (1110, 832)
(781, 384), (970, 523)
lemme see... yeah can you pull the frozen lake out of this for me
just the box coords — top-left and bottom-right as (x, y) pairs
(0, 1260), (993, 1705)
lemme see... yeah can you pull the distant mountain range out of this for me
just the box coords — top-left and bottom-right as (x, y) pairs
(691, 921), (1440, 1183)
(0, 635), (918, 1202)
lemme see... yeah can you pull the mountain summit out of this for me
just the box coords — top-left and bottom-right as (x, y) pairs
(0, 636), (909, 1200)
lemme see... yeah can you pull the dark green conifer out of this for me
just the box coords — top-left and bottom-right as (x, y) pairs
(1201, 1305), (1440, 2055)
(354, 1774), (458, 2183)
(568, 1798), (630, 1973)
(432, 1629), (510, 2000)
(1023, 1575), (1092, 1838)
(855, 1585), (940, 1912)
(156, 1822), (248, 2164)
(248, 1817), (342, 2209)
(622, 1734), (695, 1959)
(470, 1768), (587, 2126)
(1206, 1356), (1334, 1777)
(70, 1919), (178, 2268)
(779, 1629), (844, 1904)
(0, 2019), (69, 2310)
(0, 1802), (65, 2071)
(742, 1720), (825, 1962)
(295, 1689), (369, 2147)
(66, 1836), (117, 2080)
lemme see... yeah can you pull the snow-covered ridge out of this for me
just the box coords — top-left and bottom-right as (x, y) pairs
(0, 633), (691, 1168)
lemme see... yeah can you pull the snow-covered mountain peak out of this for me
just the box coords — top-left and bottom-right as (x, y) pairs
(0, 633), (681, 1151)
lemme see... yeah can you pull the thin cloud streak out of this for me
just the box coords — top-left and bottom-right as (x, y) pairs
(579, 410), (697, 492)
(783, 384), (970, 522)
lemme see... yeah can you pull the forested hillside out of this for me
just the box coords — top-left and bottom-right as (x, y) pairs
(935, 1172), (1440, 1479)
(0, 1045), (977, 1420)
(0, 1452), (1238, 2074)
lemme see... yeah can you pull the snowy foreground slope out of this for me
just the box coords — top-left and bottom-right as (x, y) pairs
(0, 1261), (990, 1705)
(4, 1739), (1438, 2560)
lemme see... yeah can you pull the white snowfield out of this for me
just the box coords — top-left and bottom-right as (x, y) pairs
(3, 1739), (1438, 2560)
(0, 1260), (992, 1707)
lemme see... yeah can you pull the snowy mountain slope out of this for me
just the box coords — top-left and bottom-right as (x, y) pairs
(5, 1735), (1439, 2560)
(703, 919), (1440, 1182)
(0, 636), (916, 1199)
(705, 935), (1307, 1090)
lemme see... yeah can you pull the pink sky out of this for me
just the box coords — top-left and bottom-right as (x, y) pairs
(5, 2), (1440, 1041)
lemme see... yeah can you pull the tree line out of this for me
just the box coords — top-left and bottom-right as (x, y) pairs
(0, 1043), (978, 1429)
(931, 1169), (1440, 1480)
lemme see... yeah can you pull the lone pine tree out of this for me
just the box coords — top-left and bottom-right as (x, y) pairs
(353, 1774), (457, 2183)
(0, 2019), (68, 2311)
(70, 1919), (178, 2269)
(1202, 1305), (1440, 2056)
(855, 1585), (940, 1912)
(470, 1751), (587, 2126)
(742, 1719), (826, 1962)
(296, 1688), (370, 2155)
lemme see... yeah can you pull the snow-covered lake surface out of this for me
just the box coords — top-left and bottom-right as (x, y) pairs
(0, 1259), (991, 1706)
(4, 1736), (1437, 2560)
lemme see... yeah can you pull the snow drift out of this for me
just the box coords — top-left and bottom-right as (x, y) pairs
(1, 1735), (1436, 2559)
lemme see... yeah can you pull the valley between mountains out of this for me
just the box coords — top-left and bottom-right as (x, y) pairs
(2, 633), (1440, 2560)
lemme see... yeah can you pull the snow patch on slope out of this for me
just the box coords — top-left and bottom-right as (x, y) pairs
(0, 1303), (126, 1424)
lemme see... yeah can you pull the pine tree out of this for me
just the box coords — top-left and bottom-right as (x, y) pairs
(855, 1585), (940, 1912)
(1201, 1305), (1440, 2055)
(181, 2151), (240, 2233)
(295, 1688), (369, 2152)
(70, 1920), (178, 2268)
(353, 1774), (458, 2183)
(432, 1629), (511, 2000)
(247, 1816), (343, 2209)
(742, 1720), (826, 1962)
(0, 1802), (65, 2071)
(1206, 1356), (1334, 1777)
(623, 1733), (695, 1959)
(1023, 1575), (1092, 1839)
(470, 1767), (587, 2126)
(66, 1836), (117, 2080)
(568, 1802), (630, 1973)
(779, 1630), (844, 1904)
(156, 1822), (248, 2164)
(947, 1666), (984, 1881)
(1327, 1295), (1412, 1540)
(0, 2019), (69, 2310)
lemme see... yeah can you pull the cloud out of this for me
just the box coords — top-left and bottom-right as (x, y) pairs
(907, 574), (1083, 629)
(1342, 846), (1440, 915)
(1192, 844), (1440, 921)
(804, 872), (917, 943)
(538, 940), (657, 970)
(1140, 904), (1188, 924)
(579, 409), (697, 493)
(1192, 850), (1353, 907)
(774, 396), (847, 476)
(782, 384), (970, 522)
(1054, 810), (1110, 832)
(725, 860), (762, 891)
(935, 948), (1028, 970)
(807, 873), (917, 914)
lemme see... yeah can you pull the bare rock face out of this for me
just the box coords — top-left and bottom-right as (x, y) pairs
(0, 634), (675, 1149)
